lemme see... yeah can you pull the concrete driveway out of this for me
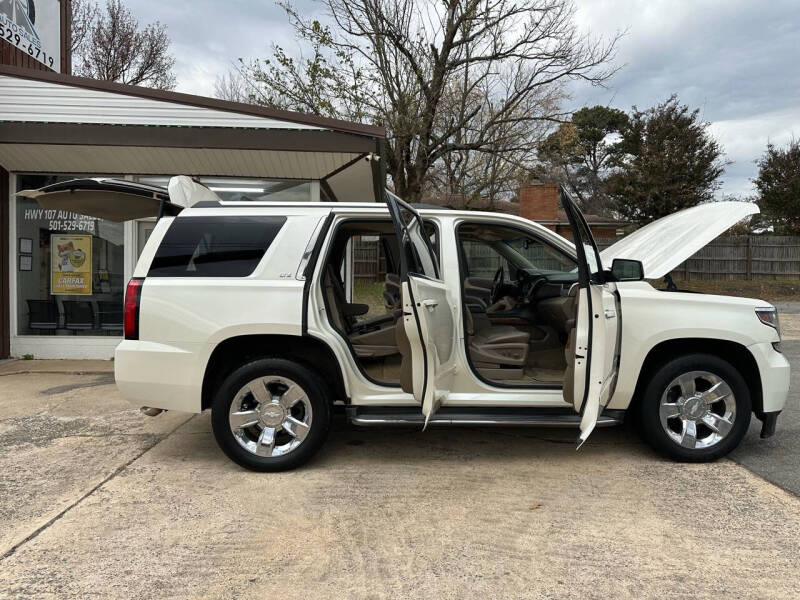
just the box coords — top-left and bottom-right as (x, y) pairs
(1, 337), (799, 599)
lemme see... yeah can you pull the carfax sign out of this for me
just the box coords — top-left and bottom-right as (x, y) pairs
(0, 0), (61, 70)
(51, 234), (93, 295)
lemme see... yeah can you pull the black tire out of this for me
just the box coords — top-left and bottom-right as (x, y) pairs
(211, 358), (331, 472)
(638, 353), (751, 462)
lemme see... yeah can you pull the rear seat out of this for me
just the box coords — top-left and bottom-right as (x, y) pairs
(324, 265), (400, 357)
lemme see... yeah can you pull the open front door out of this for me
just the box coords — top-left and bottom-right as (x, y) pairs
(561, 188), (621, 447)
(386, 192), (456, 427)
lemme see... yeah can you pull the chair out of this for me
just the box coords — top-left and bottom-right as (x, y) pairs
(62, 300), (95, 334)
(27, 299), (59, 334)
(382, 273), (401, 310)
(97, 301), (123, 334)
(324, 265), (400, 358)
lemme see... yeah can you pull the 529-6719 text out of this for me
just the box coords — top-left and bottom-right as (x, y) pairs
(0, 22), (55, 68)
(49, 220), (96, 233)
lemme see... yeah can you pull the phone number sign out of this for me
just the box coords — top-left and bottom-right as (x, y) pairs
(0, 0), (61, 71)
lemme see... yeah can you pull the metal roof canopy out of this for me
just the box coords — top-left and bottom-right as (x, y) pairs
(0, 65), (385, 202)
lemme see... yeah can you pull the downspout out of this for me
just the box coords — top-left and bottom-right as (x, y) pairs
(371, 138), (387, 202)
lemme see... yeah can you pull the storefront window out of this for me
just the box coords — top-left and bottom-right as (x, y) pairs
(15, 175), (125, 336)
(136, 176), (313, 202)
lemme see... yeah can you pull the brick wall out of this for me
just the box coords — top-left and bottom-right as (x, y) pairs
(519, 183), (559, 225)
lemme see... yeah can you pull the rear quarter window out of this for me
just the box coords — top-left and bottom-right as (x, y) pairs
(148, 216), (286, 277)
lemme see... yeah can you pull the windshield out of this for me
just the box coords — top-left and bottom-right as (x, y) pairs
(502, 237), (577, 273)
(458, 222), (577, 281)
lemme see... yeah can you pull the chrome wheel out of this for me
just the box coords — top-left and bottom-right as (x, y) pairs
(228, 376), (313, 458)
(659, 370), (736, 450)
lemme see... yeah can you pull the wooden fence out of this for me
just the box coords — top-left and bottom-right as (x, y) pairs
(597, 236), (800, 281)
(353, 235), (800, 282)
(353, 238), (387, 281)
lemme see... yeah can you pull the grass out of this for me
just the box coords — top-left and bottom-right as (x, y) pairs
(352, 281), (387, 315)
(663, 279), (800, 302)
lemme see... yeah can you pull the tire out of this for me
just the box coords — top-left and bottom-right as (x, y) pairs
(638, 353), (751, 462)
(211, 358), (331, 472)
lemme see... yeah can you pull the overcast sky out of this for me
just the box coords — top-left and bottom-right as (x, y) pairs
(128, 0), (800, 198)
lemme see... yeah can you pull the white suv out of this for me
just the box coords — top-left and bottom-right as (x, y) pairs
(24, 178), (790, 471)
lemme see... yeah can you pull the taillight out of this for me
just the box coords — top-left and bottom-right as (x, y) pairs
(124, 278), (143, 340)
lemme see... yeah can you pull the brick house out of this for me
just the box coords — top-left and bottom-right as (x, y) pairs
(423, 183), (627, 240)
(517, 183), (626, 239)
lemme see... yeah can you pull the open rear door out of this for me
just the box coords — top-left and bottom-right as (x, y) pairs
(15, 177), (195, 221)
(561, 188), (621, 447)
(386, 192), (457, 427)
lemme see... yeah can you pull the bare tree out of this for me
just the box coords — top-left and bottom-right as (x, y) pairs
(242, 0), (618, 203)
(214, 68), (250, 103)
(427, 79), (556, 208)
(74, 0), (176, 90)
(69, 0), (99, 59)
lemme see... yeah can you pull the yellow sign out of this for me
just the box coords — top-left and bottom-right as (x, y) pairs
(51, 235), (93, 295)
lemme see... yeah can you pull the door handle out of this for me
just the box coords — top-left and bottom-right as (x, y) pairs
(604, 309), (616, 319)
(421, 299), (438, 310)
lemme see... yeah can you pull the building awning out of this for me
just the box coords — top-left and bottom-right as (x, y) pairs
(0, 65), (385, 202)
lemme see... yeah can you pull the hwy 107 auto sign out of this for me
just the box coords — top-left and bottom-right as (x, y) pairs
(0, 0), (61, 71)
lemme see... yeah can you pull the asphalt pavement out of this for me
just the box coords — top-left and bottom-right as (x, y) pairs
(730, 309), (800, 495)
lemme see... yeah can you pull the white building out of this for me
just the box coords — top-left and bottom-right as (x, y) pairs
(0, 64), (385, 359)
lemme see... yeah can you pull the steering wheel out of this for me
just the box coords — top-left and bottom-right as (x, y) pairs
(489, 266), (504, 305)
(524, 276), (547, 302)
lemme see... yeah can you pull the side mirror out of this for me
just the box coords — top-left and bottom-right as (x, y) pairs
(610, 258), (644, 282)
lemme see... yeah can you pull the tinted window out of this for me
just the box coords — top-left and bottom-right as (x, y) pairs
(458, 223), (576, 278)
(148, 216), (285, 277)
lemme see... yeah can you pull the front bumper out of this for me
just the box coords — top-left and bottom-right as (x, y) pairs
(748, 341), (790, 414)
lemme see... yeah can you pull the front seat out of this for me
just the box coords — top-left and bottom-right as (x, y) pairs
(465, 308), (530, 380)
(324, 265), (400, 358)
(383, 273), (401, 310)
(537, 283), (579, 338)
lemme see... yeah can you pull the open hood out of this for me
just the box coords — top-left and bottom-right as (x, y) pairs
(600, 201), (759, 279)
(16, 176), (217, 222)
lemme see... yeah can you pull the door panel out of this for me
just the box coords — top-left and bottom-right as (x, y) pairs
(385, 191), (454, 424)
(563, 287), (589, 413)
(570, 283), (619, 444)
(405, 276), (457, 424)
(560, 187), (621, 447)
(597, 286), (620, 407)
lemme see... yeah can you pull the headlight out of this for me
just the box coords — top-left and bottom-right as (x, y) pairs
(755, 307), (780, 332)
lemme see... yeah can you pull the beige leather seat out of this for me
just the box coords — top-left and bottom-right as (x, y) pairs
(324, 266), (400, 358)
(465, 309), (530, 380)
(383, 273), (401, 310)
(536, 284), (578, 336)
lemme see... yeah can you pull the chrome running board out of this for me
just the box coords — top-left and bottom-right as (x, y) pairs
(347, 407), (623, 428)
